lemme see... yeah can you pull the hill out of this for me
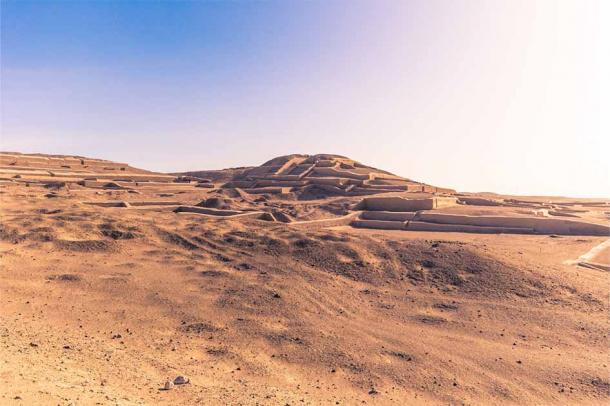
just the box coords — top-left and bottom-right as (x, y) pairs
(212, 154), (455, 199)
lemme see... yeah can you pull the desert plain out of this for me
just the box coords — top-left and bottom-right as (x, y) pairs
(0, 152), (608, 405)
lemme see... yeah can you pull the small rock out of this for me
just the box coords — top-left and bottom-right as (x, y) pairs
(163, 380), (174, 390)
(258, 212), (276, 222)
(174, 375), (189, 385)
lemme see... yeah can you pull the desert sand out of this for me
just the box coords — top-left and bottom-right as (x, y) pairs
(1, 152), (608, 405)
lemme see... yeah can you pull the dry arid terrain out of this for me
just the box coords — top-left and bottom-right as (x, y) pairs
(1, 152), (609, 405)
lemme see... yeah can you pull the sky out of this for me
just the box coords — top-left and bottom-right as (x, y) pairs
(1, 0), (609, 197)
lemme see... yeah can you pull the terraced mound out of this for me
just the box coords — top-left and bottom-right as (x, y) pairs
(0, 151), (220, 195)
(351, 196), (610, 236)
(0, 151), (174, 183)
(221, 154), (455, 198)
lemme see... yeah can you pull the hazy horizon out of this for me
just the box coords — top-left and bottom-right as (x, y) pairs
(2, 0), (609, 198)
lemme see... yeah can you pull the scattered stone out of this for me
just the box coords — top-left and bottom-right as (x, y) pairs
(271, 210), (292, 223)
(421, 259), (435, 268)
(43, 181), (66, 189)
(163, 380), (174, 390)
(258, 212), (276, 222)
(197, 197), (230, 209)
(174, 375), (189, 385)
(47, 274), (81, 282)
(433, 303), (459, 311)
(235, 262), (254, 271)
(388, 351), (413, 361)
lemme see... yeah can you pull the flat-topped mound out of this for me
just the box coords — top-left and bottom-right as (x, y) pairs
(350, 195), (610, 236)
(0, 151), (175, 184)
(222, 153), (455, 198)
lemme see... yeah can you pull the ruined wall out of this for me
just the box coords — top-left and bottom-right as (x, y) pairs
(359, 197), (457, 212)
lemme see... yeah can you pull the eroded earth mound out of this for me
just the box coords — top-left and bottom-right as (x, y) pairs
(221, 153), (455, 199)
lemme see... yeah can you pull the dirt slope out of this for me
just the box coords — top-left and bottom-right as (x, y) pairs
(0, 153), (608, 405)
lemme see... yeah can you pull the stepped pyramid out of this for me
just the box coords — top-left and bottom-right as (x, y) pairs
(222, 154), (454, 196)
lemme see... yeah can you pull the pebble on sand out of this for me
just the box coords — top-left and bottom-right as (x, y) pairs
(174, 375), (189, 385)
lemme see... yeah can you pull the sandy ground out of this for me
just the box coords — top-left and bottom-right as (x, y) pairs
(1, 158), (609, 405)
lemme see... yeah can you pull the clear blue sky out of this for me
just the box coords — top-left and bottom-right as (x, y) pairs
(2, 0), (609, 197)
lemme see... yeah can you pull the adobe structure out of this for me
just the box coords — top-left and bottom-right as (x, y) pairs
(221, 154), (455, 197)
(0, 152), (174, 184)
(351, 196), (610, 236)
(1, 151), (608, 237)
